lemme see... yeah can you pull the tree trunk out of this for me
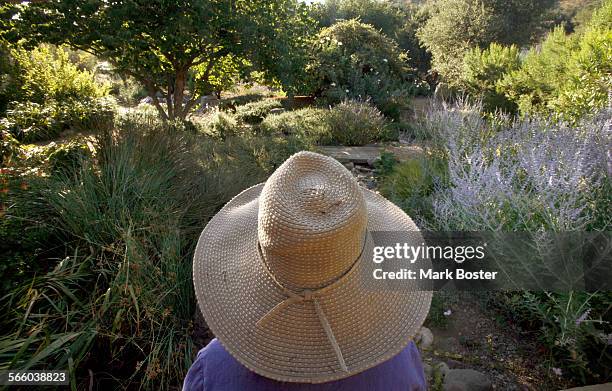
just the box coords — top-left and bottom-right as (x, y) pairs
(173, 69), (187, 121)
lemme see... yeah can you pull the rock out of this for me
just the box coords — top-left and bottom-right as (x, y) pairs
(437, 336), (461, 353)
(343, 162), (354, 170)
(443, 369), (492, 391)
(446, 359), (466, 369)
(435, 362), (450, 378)
(269, 108), (285, 115)
(366, 157), (380, 167)
(423, 363), (433, 378)
(415, 327), (434, 350)
(355, 164), (373, 172)
(364, 179), (377, 190)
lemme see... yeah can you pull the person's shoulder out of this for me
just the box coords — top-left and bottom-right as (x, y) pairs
(196, 338), (232, 365)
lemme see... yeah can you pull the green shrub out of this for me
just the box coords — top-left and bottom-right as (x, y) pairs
(3, 97), (115, 143)
(496, 291), (611, 385)
(308, 20), (416, 119)
(3, 102), (59, 142)
(196, 109), (240, 139)
(378, 154), (448, 226)
(234, 99), (282, 125)
(314, 0), (432, 77)
(0, 127), (22, 166)
(259, 107), (332, 143)
(499, 8), (612, 123)
(460, 43), (520, 113)
(46, 139), (92, 175)
(326, 100), (392, 146)
(259, 101), (393, 146)
(417, 0), (556, 82)
(9, 44), (109, 104)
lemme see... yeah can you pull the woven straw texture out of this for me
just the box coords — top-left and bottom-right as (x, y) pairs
(193, 151), (432, 383)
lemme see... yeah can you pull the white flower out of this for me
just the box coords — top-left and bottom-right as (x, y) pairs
(443, 309), (452, 316)
(552, 367), (562, 376)
(383, 58), (388, 62)
(337, 41), (343, 46)
(330, 82), (336, 87)
(345, 89), (350, 93)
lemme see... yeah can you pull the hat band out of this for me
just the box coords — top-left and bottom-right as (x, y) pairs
(255, 232), (369, 374)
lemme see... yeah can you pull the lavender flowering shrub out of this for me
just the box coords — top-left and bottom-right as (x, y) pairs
(407, 100), (611, 384)
(421, 100), (611, 232)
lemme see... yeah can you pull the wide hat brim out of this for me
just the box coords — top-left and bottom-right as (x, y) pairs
(193, 183), (432, 383)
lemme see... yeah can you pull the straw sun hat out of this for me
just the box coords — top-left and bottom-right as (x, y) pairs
(193, 151), (432, 383)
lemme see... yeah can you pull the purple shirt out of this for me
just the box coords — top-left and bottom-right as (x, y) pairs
(182, 338), (427, 391)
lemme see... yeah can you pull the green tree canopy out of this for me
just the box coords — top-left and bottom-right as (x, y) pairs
(2, 0), (314, 120)
(418, 0), (556, 82)
(315, 0), (432, 75)
(307, 19), (416, 118)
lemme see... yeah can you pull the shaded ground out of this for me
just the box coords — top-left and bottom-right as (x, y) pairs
(422, 292), (570, 390)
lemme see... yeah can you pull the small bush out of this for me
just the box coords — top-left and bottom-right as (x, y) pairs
(197, 109), (241, 139)
(2, 97), (115, 143)
(326, 100), (391, 146)
(260, 101), (393, 146)
(378, 154), (448, 227)
(259, 107), (332, 143)
(46, 139), (92, 175)
(3, 102), (59, 143)
(0, 127), (22, 166)
(496, 291), (612, 385)
(9, 44), (110, 104)
(234, 99), (282, 125)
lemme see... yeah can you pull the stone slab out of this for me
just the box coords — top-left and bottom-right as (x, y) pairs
(317, 145), (423, 165)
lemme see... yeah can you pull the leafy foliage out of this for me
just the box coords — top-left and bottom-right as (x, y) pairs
(233, 99), (283, 125)
(259, 107), (331, 140)
(500, 15), (611, 123)
(418, 0), (556, 81)
(1, 98), (115, 143)
(315, 0), (432, 76)
(499, 291), (611, 384)
(325, 100), (392, 145)
(308, 19), (416, 118)
(460, 43), (521, 113)
(8, 45), (109, 104)
(4, 0), (315, 120)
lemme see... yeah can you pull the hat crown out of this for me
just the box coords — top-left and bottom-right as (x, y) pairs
(258, 151), (367, 290)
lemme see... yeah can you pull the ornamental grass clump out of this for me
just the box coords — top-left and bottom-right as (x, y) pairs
(0, 113), (267, 390)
